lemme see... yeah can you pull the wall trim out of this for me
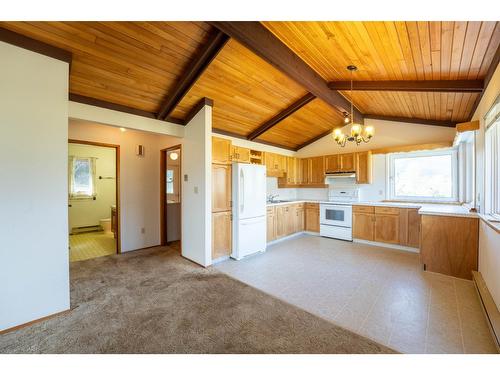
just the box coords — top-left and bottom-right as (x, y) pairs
(0, 26), (72, 64)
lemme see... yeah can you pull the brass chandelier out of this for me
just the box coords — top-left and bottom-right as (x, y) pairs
(333, 65), (374, 147)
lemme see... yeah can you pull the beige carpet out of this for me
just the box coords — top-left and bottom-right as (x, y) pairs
(0, 246), (395, 354)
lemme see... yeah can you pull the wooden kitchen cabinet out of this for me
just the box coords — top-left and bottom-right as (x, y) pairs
(212, 164), (232, 212)
(293, 204), (305, 233)
(407, 209), (421, 247)
(300, 158), (309, 184)
(339, 153), (355, 172)
(266, 207), (276, 242)
(265, 152), (286, 177)
(374, 212), (400, 244)
(353, 211), (375, 241)
(325, 155), (340, 173)
(305, 203), (320, 232)
(275, 205), (287, 239)
(231, 145), (251, 163)
(212, 137), (232, 164)
(420, 215), (479, 279)
(309, 156), (325, 184)
(355, 151), (372, 184)
(212, 211), (232, 260)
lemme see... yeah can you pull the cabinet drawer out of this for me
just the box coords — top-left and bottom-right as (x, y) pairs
(353, 205), (374, 214)
(375, 207), (400, 215)
(305, 202), (319, 209)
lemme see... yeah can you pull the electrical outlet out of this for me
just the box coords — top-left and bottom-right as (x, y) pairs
(141, 227), (145, 234)
(194, 186), (198, 194)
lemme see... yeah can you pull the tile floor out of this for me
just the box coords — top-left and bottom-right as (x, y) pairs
(215, 234), (497, 354)
(69, 231), (116, 262)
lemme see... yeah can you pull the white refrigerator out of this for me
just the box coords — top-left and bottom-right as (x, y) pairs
(231, 163), (267, 260)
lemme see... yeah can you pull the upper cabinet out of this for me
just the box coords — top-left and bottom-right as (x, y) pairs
(339, 153), (355, 172)
(231, 145), (251, 163)
(309, 156), (325, 184)
(265, 152), (286, 177)
(325, 155), (340, 173)
(355, 151), (372, 184)
(212, 137), (232, 164)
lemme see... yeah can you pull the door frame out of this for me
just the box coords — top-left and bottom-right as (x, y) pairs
(160, 144), (182, 248)
(68, 139), (121, 254)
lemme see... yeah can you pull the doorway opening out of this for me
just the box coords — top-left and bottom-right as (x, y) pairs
(160, 145), (182, 252)
(68, 140), (120, 262)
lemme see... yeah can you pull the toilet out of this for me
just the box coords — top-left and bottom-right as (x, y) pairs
(99, 218), (112, 234)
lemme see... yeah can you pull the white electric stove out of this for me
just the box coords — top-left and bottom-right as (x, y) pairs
(319, 188), (359, 241)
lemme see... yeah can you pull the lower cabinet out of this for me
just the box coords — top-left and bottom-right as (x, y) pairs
(352, 212), (375, 241)
(420, 215), (478, 279)
(374, 212), (399, 244)
(353, 205), (420, 247)
(266, 207), (276, 242)
(267, 203), (308, 242)
(212, 211), (232, 260)
(305, 203), (320, 232)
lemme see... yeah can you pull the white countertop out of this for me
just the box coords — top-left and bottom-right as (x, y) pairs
(266, 199), (478, 218)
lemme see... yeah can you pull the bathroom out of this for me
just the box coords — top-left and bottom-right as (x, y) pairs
(68, 141), (117, 262)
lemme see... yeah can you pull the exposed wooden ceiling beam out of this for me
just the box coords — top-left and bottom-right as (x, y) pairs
(157, 30), (229, 120)
(212, 128), (297, 152)
(247, 93), (316, 140)
(0, 26), (72, 64)
(208, 21), (364, 124)
(328, 80), (484, 92)
(364, 114), (456, 128)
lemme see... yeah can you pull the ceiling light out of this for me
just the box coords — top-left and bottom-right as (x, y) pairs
(169, 152), (179, 161)
(333, 65), (375, 147)
(120, 127), (126, 132)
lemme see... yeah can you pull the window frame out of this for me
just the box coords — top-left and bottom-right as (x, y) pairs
(69, 156), (96, 200)
(387, 148), (459, 203)
(484, 94), (500, 219)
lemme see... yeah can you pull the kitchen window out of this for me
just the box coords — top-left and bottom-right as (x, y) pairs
(69, 156), (96, 199)
(388, 148), (458, 202)
(484, 95), (500, 219)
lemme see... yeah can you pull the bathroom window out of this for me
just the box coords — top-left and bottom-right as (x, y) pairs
(69, 157), (96, 199)
(388, 148), (458, 202)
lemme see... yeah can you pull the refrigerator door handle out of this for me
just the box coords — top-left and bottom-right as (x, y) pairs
(240, 168), (244, 214)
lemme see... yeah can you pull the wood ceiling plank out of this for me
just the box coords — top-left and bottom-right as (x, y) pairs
(458, 22), (482, 80)
(171, 39), (309, 136)
(449, 22), (468, 80)
(468, 22), (497, 79)
(210, 21), (364, 123)
(440, 21), (454, 80)
(256, 99), (344, 149)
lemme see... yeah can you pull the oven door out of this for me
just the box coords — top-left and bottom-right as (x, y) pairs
(320, 204), (352, 228)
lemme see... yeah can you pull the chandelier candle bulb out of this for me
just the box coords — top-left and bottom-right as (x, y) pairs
(351, 124), (361, 137)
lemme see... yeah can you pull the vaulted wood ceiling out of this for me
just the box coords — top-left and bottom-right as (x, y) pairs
(1, 21), (499, 150)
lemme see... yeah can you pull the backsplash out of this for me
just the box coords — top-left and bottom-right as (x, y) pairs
(266, 178), (297, 200)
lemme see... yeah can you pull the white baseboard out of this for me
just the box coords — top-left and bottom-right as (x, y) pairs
(353, 239), (420, 253)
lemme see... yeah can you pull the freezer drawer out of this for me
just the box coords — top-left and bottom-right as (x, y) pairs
(231, 215), (266, 260)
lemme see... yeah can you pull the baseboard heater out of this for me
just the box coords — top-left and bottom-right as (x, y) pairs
(71, 225), (101, 234)
(472, 271), (500, 353)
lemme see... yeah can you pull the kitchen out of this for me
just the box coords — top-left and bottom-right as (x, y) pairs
(211, 109), (499, 353)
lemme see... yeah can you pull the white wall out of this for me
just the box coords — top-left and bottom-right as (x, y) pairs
(471, 63), (500, 308)
(183, 105), (212, 267)
(69, 101), (184, 137)
(296, 118), (456, 158)
(68, 120), (182, 252)
(0, 42), (70, 331)
(68, 143), (116, 230)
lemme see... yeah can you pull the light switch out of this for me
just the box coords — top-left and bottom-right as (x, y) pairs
(184, 174), (188, 182)
(194, 186), (198, 194)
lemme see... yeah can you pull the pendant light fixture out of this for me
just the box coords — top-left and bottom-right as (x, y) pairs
(333, 65), (374, 147)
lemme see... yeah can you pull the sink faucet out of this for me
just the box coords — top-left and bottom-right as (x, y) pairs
(267, 194), (279, 203)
